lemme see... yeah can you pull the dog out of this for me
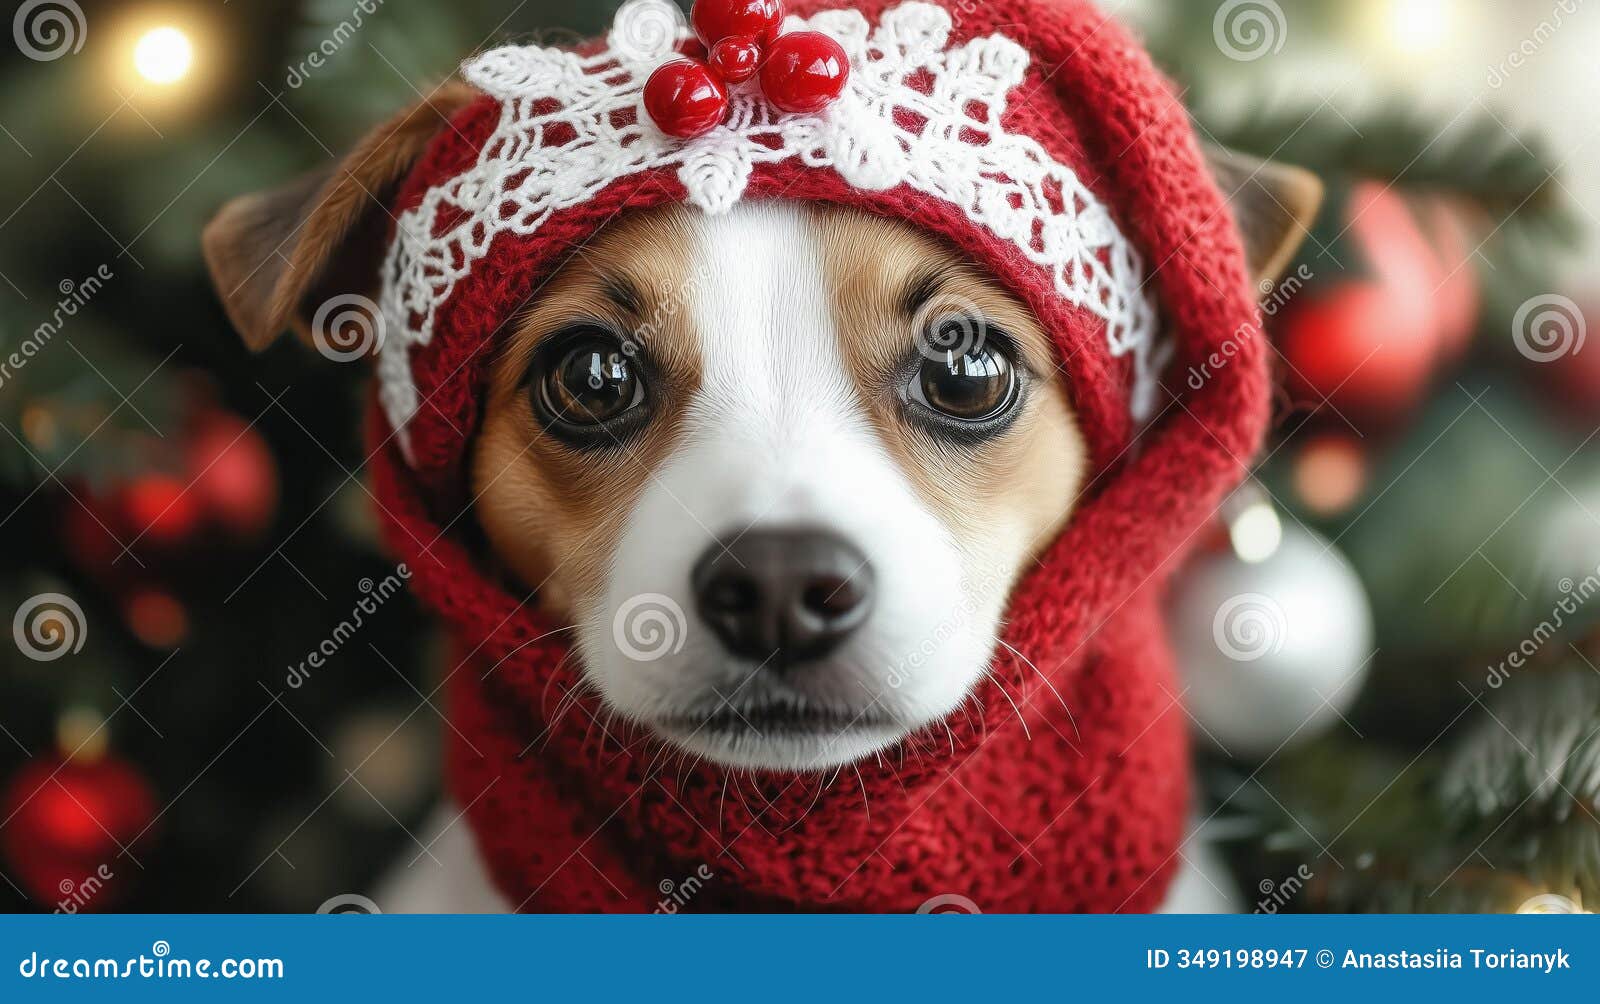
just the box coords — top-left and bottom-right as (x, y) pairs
(204, 1), (1320, 913)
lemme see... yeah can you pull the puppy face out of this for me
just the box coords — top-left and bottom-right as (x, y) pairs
(473, 203), (1085, 771)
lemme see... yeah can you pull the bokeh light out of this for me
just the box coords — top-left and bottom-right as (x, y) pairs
(133, 26), (194, 85)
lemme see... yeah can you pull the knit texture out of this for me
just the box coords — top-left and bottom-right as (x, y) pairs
(367, 0), (1269, 912)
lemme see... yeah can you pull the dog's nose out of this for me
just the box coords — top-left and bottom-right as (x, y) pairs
(692, 529), (874, 665)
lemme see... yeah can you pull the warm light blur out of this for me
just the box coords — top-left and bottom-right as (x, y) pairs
(1387, 0), (1449, 56)
(133, 26), (194, 85)
(1294, 436), (1369, 517)
(1230, 502), (1284, 564)
(98, 8), (223, 123)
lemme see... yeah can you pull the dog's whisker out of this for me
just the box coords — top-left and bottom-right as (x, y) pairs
(642, 734), (687, 782)
(851, 764), (871, 825)
(717, 771), (733, 838)
(977, 666), (1031, 740)
(538, 662), (591, 752)
(998, 638), (1080, 743)
(775, 771), (830, 834)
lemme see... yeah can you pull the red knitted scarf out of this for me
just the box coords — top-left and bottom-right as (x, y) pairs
(366, 0), (1269, 912)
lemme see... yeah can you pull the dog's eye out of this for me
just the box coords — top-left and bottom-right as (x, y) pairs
(905, 336), (1020, 427)
(530, 329), (647, 441)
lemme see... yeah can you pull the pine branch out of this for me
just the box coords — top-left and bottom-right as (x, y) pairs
(1208, 107), (1564, 216)
(1211, 664), (1600, 912)
(1440, 667), (1600, 906)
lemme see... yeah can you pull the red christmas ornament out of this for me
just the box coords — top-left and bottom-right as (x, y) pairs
(709, 35), (763, 84)
(1279, 284), (1436, 419)
(691, 0), (784, 47)
(185, 410), (279, 541)
(1277, 183), (1444, 422)
(1, 755), (157, 912)
(759, 31), (849, 114)
(644, 59), (730, 139)
(118, 475), (201, 546)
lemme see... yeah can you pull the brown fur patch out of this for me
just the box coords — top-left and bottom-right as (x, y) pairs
(812, 207), (1086, 568)
(472, 208), (703, 620)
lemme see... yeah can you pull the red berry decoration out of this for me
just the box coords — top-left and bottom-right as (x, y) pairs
(644, 59), (730, 139)
(760, 31), (849, 115)
(692, 0), (784, 47)
(710, 35), (763, 85)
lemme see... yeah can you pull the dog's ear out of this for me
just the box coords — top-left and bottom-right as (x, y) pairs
(1205, 145), (1324, 288)
(202, 81), (480, 352)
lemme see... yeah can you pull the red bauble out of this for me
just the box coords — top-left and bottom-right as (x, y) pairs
(1279, 284), (1436, 419)
(1276, 183), (1444, 422)
(759, 31), (849, 114)
(644, 59), (730, 139)
(691, 0), (784, 47)
(709, 36), (763, 84)
(185, 410), (279, 541)
(118, 475), (201, 546)
(1, 756), (157, 912)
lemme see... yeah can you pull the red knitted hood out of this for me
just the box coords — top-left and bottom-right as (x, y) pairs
(367, 0), (1268, 912)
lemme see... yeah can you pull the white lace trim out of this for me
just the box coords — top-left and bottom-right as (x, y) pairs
(377, 1), (1161, 451)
